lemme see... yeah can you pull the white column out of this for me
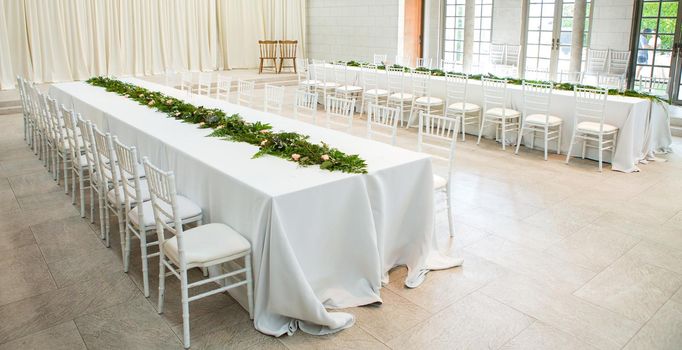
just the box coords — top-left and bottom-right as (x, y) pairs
(463, 0), (476, 72)
(569, 0), (587, 73)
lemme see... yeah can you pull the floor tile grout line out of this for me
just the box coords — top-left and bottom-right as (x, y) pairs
(494, 319), (537, 350)
(71, 319), (90, 349)
(618, 283), (681, 350)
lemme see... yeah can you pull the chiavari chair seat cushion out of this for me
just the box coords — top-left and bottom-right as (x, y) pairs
(336, 85), (362, 93)
(389, 92), (413, 101)
(415, 96), (443, 106)
(99, 162), (145, 182)
(162, 223), (251, 266)
(576, 121), (618, 134)
(107, 179), (151, 205)
(433, 174), (447, 190)
(300, 79), (321, 86)
(525, 114), (563, 126)
(365, 88), (390, 96)
(316, 81), (340, 89)
(128, 194), (202, 228)
(485, 107), (521, 118)
(447, 102), (481, 113)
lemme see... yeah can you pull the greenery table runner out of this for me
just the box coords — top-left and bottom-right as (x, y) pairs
(87, 77), (368, 174)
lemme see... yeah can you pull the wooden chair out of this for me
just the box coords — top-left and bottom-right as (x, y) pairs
(278, 40), (298, 73)
(258, 40), (278, 74)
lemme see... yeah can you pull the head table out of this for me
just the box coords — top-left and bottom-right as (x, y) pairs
(48, 78), (460, 337)
(320, 63), (673, 172)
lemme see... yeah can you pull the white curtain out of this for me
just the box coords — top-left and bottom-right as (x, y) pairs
(0, 0), (306, 89)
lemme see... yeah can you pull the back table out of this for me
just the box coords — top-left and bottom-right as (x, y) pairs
(320, 63), (673, 172)
(48, 78), (460, 336)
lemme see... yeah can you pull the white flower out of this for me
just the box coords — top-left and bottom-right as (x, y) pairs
(321, 154), (330, 161)
(260, 140), (268, 146)
(291, 153), (301, 161)
(174, 112), (181, 116)
(215, 125), (224, 130)
(259, 129), (270, 134)
(165, 99), (173, 105)
(148, 100), (155, 106)
(138, 94), (144, 98)
(198, 122), (205, 127)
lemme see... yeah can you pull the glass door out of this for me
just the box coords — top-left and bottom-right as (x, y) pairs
(525, 0), (591, 80)
(632, 0), (681, 99)
(526, 0), (561, 78)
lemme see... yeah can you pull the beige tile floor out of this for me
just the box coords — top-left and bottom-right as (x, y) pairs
(1, 72), (681, 349)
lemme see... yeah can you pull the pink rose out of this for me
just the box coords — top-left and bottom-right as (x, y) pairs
(259, 129), (270, 134)
(321, 154), (330, 161)
(291, 154), (301, 161)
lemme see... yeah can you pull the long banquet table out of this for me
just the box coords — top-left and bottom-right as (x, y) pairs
(49, 78), (460, 336)
(322, 64), (673, 173)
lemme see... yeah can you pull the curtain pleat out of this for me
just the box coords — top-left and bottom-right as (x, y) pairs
(0, 0), (306, 89)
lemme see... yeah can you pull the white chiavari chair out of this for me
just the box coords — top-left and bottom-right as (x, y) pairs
(386, 66), (413, 127)
(359, 64), (389, 116)
(366, 103), (400, 145)
(19, 79), (34, 148)
(46, 98), (71, 190)
(407, 70), (443, 128)
(143, 157), (252, 349)
(597, 73), (625, 91)
(181, 72), (194, 94)
(26, 85), (42, 156)
(237, 80), (255, 107)
(81, 120), (105, 228)
(445, 73), (481, 141)
(558, 70), (583, 84)
(505, 44), (521, 70)
(297, 58), (319, 92)
(325, 95), (356, 132)
(165, 71), (180, 89)
(313, 60), (340, 105)
(586, 49), (608, 74)
(196, 73), (212, 96)
(636, 76), (669, 97)
(293, 90), (319, 123)
(515, 82), (563, 160)
(373, 54), (387, 65)
(418, 111), (460, 238)
(114, 138), (157, 297)
(566, 87), (618, 171)
(524, 69), (551, 81)
(92, 125), (126, 250)
(416, 57), (432, 69)
(73, 116), (103, 222)
(489, 44), (506, 66)
(35, 93), (53, 169)
(608, 50), (630, 76)
(334, 63), (363, 101)
(264, 84), (285, 113)
(17, 77), (30, 143)
(215, 76), (232, 101)
(477, 77), (521, 150)
(61, 106), (91, 218)
(440, 59), (460, 73)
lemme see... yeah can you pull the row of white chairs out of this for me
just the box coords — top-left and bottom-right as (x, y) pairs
(17, 76), (254, 349)
(294, 61), (619, 171)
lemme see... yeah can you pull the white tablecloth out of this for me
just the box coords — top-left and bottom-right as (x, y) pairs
(326, 64), (673, 172)
(49, 78), (459, 336)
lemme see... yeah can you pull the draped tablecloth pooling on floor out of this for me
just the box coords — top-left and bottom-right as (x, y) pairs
(49, 78), (460, 336)
(320, 64), (673, 173)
